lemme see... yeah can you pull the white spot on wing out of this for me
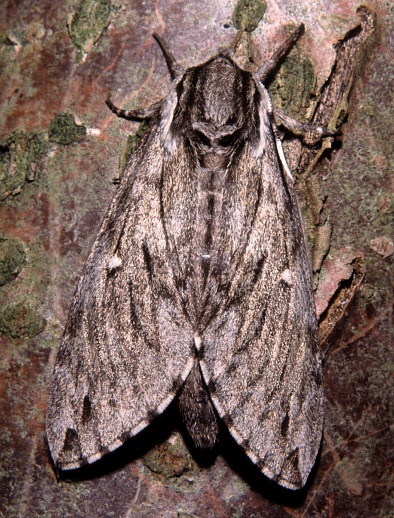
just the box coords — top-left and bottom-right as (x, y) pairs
(108, 254), (122, 271)
(281, 269), (293, 286)
(194, 335), (202, 350)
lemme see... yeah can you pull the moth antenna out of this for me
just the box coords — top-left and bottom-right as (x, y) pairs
(105, 93), (157, 120)
(255, 24), (305, 83)
(152, 33), (182, 79)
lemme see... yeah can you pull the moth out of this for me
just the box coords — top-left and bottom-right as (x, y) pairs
(47, 26), (334, 490)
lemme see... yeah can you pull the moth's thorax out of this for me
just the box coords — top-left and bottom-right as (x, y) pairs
(197, 56), (244, 126)
(187, 58), (255, 297)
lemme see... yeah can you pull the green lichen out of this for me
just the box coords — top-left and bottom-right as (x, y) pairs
(0, 32), (17, 46)
(0, 235), (25, 286)
(0, 130), (47, 201)
(232, 0), (267, 32)
(48, 112), (87, 145)
(143, 438), (192, 479)
(269, 51), (316, 121)
(69, 0), (111, 59)
(127, 121), (148, 154)
(112, 121), (148, 182)
(0, 301), (46, 339)
(0, 30), (28, 48)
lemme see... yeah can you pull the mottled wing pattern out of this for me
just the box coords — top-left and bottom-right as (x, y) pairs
(46, 118), (195, 470)
(47, 39), (324, 490)
(197, 101), (323, 490)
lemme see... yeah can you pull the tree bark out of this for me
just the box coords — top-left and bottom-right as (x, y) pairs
(0, 0), (391, 516)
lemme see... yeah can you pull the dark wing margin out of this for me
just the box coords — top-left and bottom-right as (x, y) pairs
(198, 121), (323, 490)
(46, 120), (194, 470)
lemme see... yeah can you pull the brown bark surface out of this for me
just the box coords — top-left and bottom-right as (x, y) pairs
(0, 1), (392, 516)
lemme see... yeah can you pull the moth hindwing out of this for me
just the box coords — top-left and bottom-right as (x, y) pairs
(46, 28), (331, 490)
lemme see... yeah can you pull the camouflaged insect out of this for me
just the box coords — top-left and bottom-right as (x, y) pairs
(46, 26), (333, 490)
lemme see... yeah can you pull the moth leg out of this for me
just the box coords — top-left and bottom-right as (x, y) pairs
(255, 24), (304, 83)
(274, 108), (336, 145)
(152, 33), (182, 79)
(105, 94), (160, 120)
(177, 360), (219, 448)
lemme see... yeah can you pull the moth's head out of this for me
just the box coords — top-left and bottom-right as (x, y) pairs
(197, 54), (248, 127)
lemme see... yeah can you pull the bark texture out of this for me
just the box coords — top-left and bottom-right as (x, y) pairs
(0, 0), (391, 516)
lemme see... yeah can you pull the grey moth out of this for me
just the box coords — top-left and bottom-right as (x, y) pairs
(46, 27), (333, 490)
